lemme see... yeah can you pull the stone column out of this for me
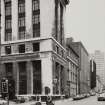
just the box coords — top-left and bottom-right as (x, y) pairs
(13, 62), (19, 95)
(42, 58), (53, 95)
(26, 61), (33, 94)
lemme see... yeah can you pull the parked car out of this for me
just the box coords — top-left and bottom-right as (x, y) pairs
(73, 95), (81, 100)
(90, 92), (96, 96)
(97, 93), (105, 101)
(73, 94), (84, 100)
(0, 98), (8, 105)
(86, 93), (90, 97)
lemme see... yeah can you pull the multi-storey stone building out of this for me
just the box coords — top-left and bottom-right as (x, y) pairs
(71, 42), (90, 94)
(0, 0), (69, 98)
(92, 50), (105, 92)
(90, 59), (96, 90)
(66, 38), (79, 97)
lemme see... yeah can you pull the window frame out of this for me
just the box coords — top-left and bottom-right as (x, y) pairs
(32, 0), (39, 11)
(33, 42), (40, 52)
(32, 14), (40, 24)
(5, 19), (12, 29)
(18, 17), (25, 27)
(5, 3), (11, 16)
(5, 45), (11, 54)
(5, 32), (12, 41)
(18, 31), (25, 39)
(18, 44), (25, 53)
(18, 0), (25, 13)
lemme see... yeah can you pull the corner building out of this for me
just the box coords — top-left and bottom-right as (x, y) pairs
(0, 0), (69, 96)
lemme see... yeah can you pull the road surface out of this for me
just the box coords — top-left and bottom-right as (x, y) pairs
(9, 96), (105, 105)
(55, 96), (105, 105)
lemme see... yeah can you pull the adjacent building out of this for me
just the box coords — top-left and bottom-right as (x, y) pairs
(92, 50), (105, 91)
(90, 59), (96, 90)
(0, 0), (69, 98)
(66, 38), (79, 97)
(71, 42), (90, 94)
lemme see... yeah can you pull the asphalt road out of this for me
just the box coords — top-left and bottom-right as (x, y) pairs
(55, 96), (105, 105)
(9, 96), (105, 105)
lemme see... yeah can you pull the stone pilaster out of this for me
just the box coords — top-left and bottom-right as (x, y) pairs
(13, 62), (19, 95)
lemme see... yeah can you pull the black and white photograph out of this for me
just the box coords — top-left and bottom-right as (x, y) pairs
(0, 0), (105, 105)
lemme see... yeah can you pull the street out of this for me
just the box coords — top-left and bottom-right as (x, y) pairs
(55, 96), (105, 105)
(9, 96), (105, 105)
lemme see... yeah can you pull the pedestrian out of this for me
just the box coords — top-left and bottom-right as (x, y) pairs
(46, 96), (54, 105)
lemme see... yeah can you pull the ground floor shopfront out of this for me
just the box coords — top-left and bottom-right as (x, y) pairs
(0, 52), (67, 98)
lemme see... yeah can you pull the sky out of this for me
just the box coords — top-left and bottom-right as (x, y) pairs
(65, 0), (105, 53)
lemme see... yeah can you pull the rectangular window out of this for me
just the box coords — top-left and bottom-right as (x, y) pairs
(18, 17), (25, 27)
(5, 19), (11, 29)
(5, 46), (11, 54)
(33, 42), (39, 52)
(5, 63), (13, 78)
(32, 60), (41, 94)
(19, 31), (25, 39)
(33, 14), (40, 24)
(5, 32), (12, 41)
(33, 26), (40, 37)
(32, 0), (39, 11)
(32, 0), (40, 38)
(5, 3), (11, 16)
(18, 0), (25, 40)
(18, 0), (25, 13)
(18, 44), (25, 53)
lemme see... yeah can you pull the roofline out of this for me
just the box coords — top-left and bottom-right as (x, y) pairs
(71, 41), (89, 56)
(66, 44), (79, 57)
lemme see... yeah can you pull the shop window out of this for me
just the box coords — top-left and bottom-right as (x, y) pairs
(5, 63), (13, 77)
(32, 60), (41, 94)
(18, 62), (27, 94)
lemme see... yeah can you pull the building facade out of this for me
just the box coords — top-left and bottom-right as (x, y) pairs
(90, 59), (96, 90)
(66, 38), (79, 97)
(71, 42), (90, 94)
(92, 50), (105, 91)
(0, 0), (69, 97)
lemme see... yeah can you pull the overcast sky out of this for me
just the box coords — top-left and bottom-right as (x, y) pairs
(65, 0), (105, 53)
